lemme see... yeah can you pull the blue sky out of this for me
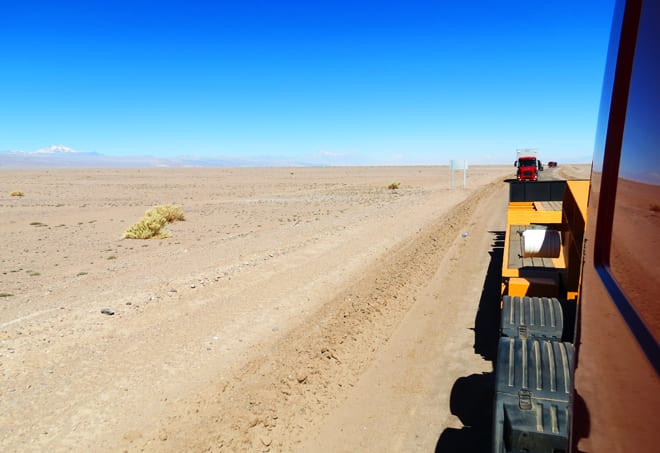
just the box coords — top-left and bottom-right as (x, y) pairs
(0, 1), (615, 165)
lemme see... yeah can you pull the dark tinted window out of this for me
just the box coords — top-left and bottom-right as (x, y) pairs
(609, 0), (660, 339)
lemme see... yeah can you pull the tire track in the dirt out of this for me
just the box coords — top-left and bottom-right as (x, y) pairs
(145, 179), (504, 452)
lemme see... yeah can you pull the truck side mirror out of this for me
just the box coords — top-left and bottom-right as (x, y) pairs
(514, 161), (518, 167)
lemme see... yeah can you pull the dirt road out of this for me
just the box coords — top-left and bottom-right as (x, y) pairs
(1, 166), (511, 452)
(297, 178), (508, 453)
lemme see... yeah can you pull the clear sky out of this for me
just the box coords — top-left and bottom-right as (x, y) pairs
(1, 1), (615, 166)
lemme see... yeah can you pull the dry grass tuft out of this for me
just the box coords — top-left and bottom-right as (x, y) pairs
(145, 204), (185, 222)
(10, 191), (24, 197)
(387, 182), (401, 190)
(123, 215), (169, 239)
(123, 204), (184, 239)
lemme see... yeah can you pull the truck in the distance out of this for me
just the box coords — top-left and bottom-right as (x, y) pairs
(514, 148), (539, 181)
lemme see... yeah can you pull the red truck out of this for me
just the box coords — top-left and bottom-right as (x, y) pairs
(514, 148), (539, 181)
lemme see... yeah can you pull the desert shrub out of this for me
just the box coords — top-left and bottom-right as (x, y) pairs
(123, 214), (168, 239)
(123, 204), (184, 239)
(145, 204), (185, 222)
(650, 203), (660, 213)
(10, 191), (24, 197)
(388, 182), (401, 190)
(0, 292), (14, 297)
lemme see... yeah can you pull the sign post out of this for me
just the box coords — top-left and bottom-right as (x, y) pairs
(450, 160), (468, 189)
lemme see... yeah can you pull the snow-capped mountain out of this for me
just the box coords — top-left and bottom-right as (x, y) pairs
(6, 144), (80, 155)
(0, 145), (318, 168)
(0, 145), (107, 167)
(33, 144), (78, 154)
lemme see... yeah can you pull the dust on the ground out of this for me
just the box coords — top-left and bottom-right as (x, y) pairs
(1, 165), (514, 451)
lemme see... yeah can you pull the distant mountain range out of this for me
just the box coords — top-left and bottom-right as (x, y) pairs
(30, 144), (79, 154)
(0, 145), (315, 168)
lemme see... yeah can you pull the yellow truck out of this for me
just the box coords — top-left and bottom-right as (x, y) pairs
(493, 180), (589, 453)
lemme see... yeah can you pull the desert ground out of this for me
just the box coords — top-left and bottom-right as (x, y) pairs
(0, 164), (588, 452)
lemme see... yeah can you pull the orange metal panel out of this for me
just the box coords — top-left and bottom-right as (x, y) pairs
(506, 277), (559, 298)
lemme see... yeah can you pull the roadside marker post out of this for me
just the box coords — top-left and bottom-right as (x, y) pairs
(450, 160), (468, 189)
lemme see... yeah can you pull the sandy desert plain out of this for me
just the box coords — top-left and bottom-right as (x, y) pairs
(0, 164), (589, 452)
